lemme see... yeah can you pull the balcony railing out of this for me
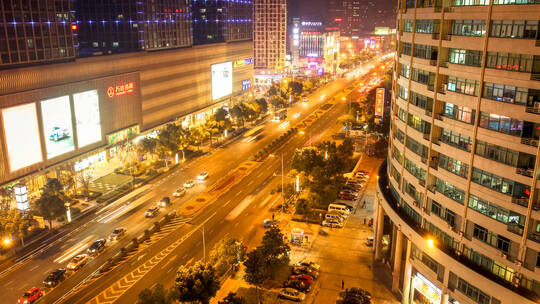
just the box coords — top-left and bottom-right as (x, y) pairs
(512, 197), (529, 208)
(532, 73), (540, 81)
(521, 137), (539, 147)
(516, 167), (534, 178)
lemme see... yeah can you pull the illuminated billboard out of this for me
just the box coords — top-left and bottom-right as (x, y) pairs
(375, 88), (385, 117)
(41, 96), (75, 158)
(211, 62), (233, 100)
(73, 90), (102, 147)
(2, 103), (43, 171)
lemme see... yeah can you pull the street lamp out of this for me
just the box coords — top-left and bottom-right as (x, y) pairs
(427, 238), (434, 248)
(3, 236), (11, 247)
(65, 202), (72, 223)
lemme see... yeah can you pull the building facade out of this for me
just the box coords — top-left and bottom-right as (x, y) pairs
(323, 29), (341, 75)
(375, 1), (540, 304)
(0, 0), (77, 67)
(253, 0), (287, 86)
(0, 41), (253, 202)
(192, 0), (253, 45)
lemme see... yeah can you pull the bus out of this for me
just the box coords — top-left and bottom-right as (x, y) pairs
(273, 109), (287, 121)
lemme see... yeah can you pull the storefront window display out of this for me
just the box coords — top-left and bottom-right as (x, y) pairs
(412, 273), (441, 304)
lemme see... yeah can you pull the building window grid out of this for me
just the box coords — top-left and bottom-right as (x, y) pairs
(475, 140), (535, 169)
(452, 0), (489, 6)
(443, 102), (476, 124)
(452, 20), (486, 37)
(413, 44), (436, 60)
(401, 42), (412, 56)
(472, 223), (511, 253)
(407, 113), (431, 135)
(439, 153), (469, 178)
(435, 178), (465, 204)
(471, 167), (530, 198)
(448, 48), (483, 67)
(455, 272), (494, 304)
(406, 136), (429, 159)
(479, 112), (524, 136)
(400, 64), (410, 79)
(411, 245), (441, 274)
(446, 76), (480, 96)
(398, 85), (409, 100)
(468, 194), (525, 227)
(482, 82), (529, 105)
(486, 51), (534, 73)
(404, 157), (427, 182)
(410, 91), (433, 112)
(431, 200), (457, 228)
(415, 20), (436, 34)
(425, 221), (460, 250)
(411, 68), (433, 85)
(440, 129), (473, 152)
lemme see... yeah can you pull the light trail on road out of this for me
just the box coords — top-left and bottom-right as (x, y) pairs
(96, 203), (136, 223)
(54, 235), (94, 264)
(225, 195), (254, 221)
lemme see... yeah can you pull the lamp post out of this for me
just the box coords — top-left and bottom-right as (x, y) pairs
(65, 202), (72, 223)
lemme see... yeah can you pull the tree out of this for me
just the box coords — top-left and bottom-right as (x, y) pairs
(230, 105), (246, 127)
(218, 292), (247, 304)
(157, 124), (181, 164)
(137, 284), (171, 304)
(33, 192), (65, 229)
(260, 226), (290, 273)
(269, 96), (285, 110)
(190, 125), (210, 150)
(288, 81), (303, 95)
(172, 262), (220, 304)
(209, 238), (246, 276)
(243, 247), (268, 303)
(137, 137), (157, 160)
(0, 209), (30, 246)
(291, 148), (325, 176)
(205, 119), (221, 147)
(255, 98), (268, 114)
(75, 169), (94, 196)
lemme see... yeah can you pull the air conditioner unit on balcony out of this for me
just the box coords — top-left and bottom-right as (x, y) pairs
(534, 102), (540, 113)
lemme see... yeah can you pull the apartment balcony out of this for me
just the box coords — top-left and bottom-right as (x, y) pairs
(516, 167), (534, 178)
(521, 137), (539, 147)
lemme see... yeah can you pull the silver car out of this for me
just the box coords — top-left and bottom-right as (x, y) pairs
(279, 288), (306, 301)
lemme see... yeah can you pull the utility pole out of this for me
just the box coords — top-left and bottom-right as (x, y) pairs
(202, 223), (206, 263)
(281, 153), (285, 213)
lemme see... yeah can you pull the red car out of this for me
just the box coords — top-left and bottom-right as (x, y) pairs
(289, 274), (314, 285)
(18, 287), (43, 304)
(339, 192), (357, 200)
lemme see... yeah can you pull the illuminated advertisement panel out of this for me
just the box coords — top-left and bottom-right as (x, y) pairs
(73, 90), (102, 147)
(41, 96), (75, 158)
(211, 62), (233, 100)
(1, 103), (43, 171)
(412, 273), (441, 304)
(375, 88), (385, 117)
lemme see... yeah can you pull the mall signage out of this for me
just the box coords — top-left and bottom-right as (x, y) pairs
(107, 82), (135, 98)
(375, 88), (385, 117)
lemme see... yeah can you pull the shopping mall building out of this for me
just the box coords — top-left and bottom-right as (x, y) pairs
(375, 0), (540, 304)
(0, 1), (254, 203)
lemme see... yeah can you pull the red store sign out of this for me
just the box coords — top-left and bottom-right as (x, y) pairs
(107, 82), (134, 98)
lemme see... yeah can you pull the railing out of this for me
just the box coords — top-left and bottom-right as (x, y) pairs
(432, 33), (440, 40)
(507, 224), (524, 236)
(532, 73), (540, 81)
(427, 84), (434, 92)
(425, 109), (433, 116)
(423, 133), (430, 141)
(430, 59), (437, 66)
(435, 113), (443, 120)
(441, 34), (452, 41)
(439, 61), (448, 68)
(521, 137), (539, 147)
(512, 197), (529, 208)
(516, 167), (534, 178)
(528, 233), (540, 244)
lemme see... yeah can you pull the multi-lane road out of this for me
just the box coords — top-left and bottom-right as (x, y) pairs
(0, 55), (392, 304)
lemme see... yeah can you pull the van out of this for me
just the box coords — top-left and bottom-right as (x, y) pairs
(328, 203), (350, 215)
(325, 211), (345, 222)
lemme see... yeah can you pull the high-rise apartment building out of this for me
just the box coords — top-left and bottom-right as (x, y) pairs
(192, 0), (253, 45)
(76, 0), (192, 57)
(375, 1), (540, 304)
(0, 0), (77, 67)
(253, 0), (287, 85)
(328, 0), (396, 37)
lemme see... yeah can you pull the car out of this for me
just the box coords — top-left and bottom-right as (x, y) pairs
(354, 172), (369, 179)
(339, 192), (357, 200)
(49, 126), (70, 141)
(345, 287), (372, 304)
(43, 268), (66, 287)
(341, 185), (359, 193)
(158, 196), (171, 207)
(291, 265), (319, 278)
(283, 280), (311, 293)
(366, 236), (374, 246)
(18, 287), (43, 304)
(145, 206), (159, 218)
(322, 219), (343, 228)
(345, 182), (363, 190)
(289, 274), (314, 285)
(296, 260), (321, 271)
(108, 227), (126, 241)
(197, 171), (209, 180)
(67, 254), (88, 271)
(263, 219), (278, 228)
(183, 180), (195, 188)
(173, 187), (186, 197)
(87, 238), (106, 255)
(278, 288), (306, 301)
(333, 203), (354, 212)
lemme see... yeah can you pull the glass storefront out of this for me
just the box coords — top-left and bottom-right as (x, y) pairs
(412, 273), (442, 304)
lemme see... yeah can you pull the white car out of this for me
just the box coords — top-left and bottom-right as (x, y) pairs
(67, 254), (88, 271)
(296, 260), (321, 271)
(197, 171), (209, 180)
(279, 288), (306, 301)
(173, 187), (186, 197)
(322, 220), (343, 228)
(183, 180), (195, 188)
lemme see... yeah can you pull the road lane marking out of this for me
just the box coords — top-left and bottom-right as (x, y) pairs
(5, 280), (13, 286)
(30, 265), (39, 271)
(234, 190), (243, 197)
(223, 199), (232, 207)
(161, 255), (177, 270)
(84, 212), (217, 304)
(258, 195), (273, 208)
(247, 180), (254, 186)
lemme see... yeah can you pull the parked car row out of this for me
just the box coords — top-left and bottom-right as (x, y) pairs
(322, 202), (353, 228)
(339, 170), (369, 201)
(279, 260), (321, 301)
